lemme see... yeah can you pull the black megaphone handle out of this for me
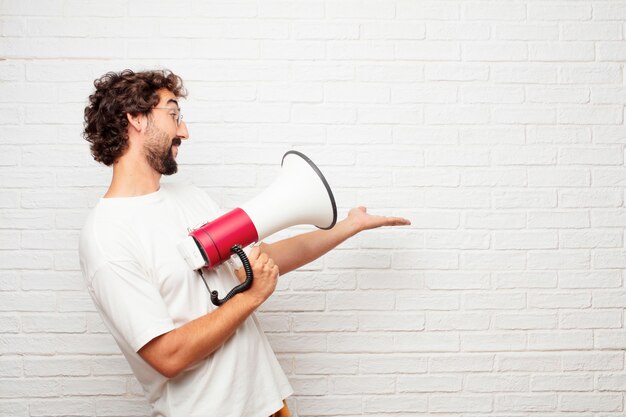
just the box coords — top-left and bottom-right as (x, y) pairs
(210, 245), (253, 306)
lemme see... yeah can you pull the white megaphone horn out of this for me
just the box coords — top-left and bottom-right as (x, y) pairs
(178, 150), (337, 306)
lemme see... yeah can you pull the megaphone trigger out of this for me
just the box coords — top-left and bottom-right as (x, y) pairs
(210, 245), (254, 306)
(227, 242), (256, 269)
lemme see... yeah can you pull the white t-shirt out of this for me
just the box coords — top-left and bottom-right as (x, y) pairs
(79, 183), (293, 417)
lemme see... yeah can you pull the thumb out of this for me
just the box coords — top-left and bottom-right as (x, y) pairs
(234, 267), (246, 283)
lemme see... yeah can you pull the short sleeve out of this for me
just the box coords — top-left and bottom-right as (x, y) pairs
(91, 261), (176, 352)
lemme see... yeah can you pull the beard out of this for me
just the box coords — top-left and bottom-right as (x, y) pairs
(144, 123), (181, 176)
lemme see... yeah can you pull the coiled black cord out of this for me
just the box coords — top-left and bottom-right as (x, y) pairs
(199, 245), (254, 307)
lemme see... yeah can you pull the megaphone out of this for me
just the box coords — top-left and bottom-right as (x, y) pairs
(178, 150), (337, 306)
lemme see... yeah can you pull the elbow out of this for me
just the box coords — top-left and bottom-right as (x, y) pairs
(150, 356), (186, 379)
(157, 363), (182, 379)
(138, 335), (187, 379)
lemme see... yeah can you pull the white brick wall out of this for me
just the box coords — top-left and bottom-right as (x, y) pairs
(1, 0), (625, 416)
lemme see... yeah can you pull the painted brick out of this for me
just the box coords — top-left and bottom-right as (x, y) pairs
(528, 331), (593, 350)
(560, 393), (623, 412)
(528, 3), (591, 20)
(297, 397), (361, 416)
(596, 373), (626, 391)
(466, 374), (529, 392)
(562, 352), (624, 371)
(495, 394), (557, 412)
(28, 399), (94, 417)
(495, 313), (558, 330)
(398, 374), (462, 392)
(7, 5), (626, 417)
(496, 353), (561, 372)
(530, 374), (593, 391)
(359, 355), (427, 374)
(429, 395), (492, 412)
(330, 376), (394, 395)
(95, 398), (151, 417)
(461, 332), (528, 352)
(430, 354), (494, 372)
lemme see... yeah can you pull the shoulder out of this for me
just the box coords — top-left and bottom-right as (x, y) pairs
(161, 182), (221, 212)
(79, 203), (142, 280)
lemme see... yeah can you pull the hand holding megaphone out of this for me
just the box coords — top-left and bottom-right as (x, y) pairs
(178, 151), (337, 306)
(233, 246), (279, 306)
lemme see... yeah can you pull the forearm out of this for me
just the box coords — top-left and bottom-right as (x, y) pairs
(260, 218), (359, 275)
(138, 291), (260, 378)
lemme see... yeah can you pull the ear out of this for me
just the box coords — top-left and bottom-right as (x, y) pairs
(127, 112), (144, 132)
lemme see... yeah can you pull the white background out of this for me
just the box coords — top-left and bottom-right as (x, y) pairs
(2, 1), (626, 416)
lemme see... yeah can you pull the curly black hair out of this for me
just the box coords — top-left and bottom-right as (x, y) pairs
(83, 69), (187, 166)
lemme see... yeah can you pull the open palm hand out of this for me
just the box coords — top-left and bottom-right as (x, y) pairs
(346, 206), (411, 233)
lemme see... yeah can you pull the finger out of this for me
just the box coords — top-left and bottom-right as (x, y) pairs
(266, 258), (275, 269)
(366, 217), (411, 229)
(376, 215), (410, 224)
(388, 217), (411, 225)
(248, 245), (261, 262)
(234, 268), (245, 283)
(385, 221), (411, 227)
(257, 252), (269, 265)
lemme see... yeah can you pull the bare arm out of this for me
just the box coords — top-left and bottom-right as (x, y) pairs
(138, 208), (409, 378)
(137, 247), (278, 378)
(260, 207), (411, 275)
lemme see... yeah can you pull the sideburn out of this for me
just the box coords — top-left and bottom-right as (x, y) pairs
(144, 121), (178, 176)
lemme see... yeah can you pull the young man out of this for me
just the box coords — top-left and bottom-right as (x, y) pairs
(79, 69), (410, 417)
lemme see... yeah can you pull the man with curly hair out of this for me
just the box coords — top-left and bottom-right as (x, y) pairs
(79, 69), (410, 417)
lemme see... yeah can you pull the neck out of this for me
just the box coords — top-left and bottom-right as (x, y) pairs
(104, 154), (161, 198)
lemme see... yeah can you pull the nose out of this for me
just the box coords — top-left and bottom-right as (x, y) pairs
(177, 121), (189, 140)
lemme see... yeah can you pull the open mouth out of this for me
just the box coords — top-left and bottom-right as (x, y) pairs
(171, 138), (182, 156)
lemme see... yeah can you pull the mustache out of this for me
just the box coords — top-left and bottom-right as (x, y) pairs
(171, 138), (182, 147)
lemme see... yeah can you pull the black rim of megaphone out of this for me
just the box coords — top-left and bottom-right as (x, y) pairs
(282, 150), (337, 230)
